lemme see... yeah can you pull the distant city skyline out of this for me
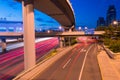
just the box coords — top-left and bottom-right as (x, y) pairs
(0, 0), (120, 30)
(106, 5), (116, 26)
(70, 0), (120, 29)
(96, 5), (117, 27)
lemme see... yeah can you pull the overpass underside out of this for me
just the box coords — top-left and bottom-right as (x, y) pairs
(16, 0), (75, 29)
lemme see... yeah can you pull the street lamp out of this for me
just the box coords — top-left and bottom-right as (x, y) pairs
(47, 30), (50, 33)
(113, 20), (118, 27)
(112, 21), (119, 31)
(85, 26), (88, 30)
(39, 28), (42, 32)
(59, 26), (62, 30)
(78, 27), (82, 31)
(59, 26), (62, 32)
(84, 26), (88, 34)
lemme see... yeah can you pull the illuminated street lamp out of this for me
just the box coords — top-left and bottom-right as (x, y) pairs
(84, 26), (88, 34)
(47, 30), (50, 33)
(113, 21), (118, 27)
(59, 26), (62, 31)
(78, 27), (82, 31)
(59, 26), (62, 30)
(59, 26), (64, 32)
(39, 28), (42, 32)
(85, 26), (88, 30)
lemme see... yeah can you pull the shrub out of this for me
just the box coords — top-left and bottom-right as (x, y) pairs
(109, 40), (120, 53)
(103, 38), (111, 46)
(71, 39), (77, 45)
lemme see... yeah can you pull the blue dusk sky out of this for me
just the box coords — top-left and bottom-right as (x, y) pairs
(0, 0), (120, 30)
(71, 0), (120, 29)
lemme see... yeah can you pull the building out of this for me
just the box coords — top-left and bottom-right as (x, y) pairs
(0, 19), (23, 32)
(118, 20), (120, 26)
(97, 17), (105, 27)
(106, 5), (116, 26)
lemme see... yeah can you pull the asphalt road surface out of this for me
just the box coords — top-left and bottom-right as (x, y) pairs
(34, 42), (102, 80)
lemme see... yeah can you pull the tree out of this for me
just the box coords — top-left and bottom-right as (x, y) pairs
(95, 26), (106, 31)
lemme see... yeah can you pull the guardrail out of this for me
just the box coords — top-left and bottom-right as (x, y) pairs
(101, 44), (120, 59)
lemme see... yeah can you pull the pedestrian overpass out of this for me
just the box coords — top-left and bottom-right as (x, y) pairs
(35, 31), (105, 37)
(0, 31), (105, 38)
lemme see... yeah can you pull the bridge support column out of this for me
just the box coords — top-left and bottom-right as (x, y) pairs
(69, 29), (72, 32)
(59, 37), (64, 48)
(1, 39), (7, 53)
(68, 36), (71, 46)
(69, 25), (74, 32)
(22, 0), (36, 70)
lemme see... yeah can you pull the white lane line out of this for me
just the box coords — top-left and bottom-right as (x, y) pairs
(79, 45), (93, 80)
(80, 49), (86, 52)
(62, 58), (71, 69)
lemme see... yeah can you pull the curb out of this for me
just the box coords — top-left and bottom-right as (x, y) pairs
(102, 45), (120, 59)
(97, 45), (104, 80)
(97, 45), (120, 80)
(97, 55), (104, 80)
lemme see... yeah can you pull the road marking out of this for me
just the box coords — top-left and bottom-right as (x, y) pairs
(79, 45), (93, 80)
(65, 47), (84, 80)
(83, 50), (86, 52)
(80, 49), (86, 52)
(62, 58), (71, 69)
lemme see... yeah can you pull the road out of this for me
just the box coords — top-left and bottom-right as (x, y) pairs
(34, 42), (102, 80)
(0, 37), (53, 52)
(0, 38), (58, 80)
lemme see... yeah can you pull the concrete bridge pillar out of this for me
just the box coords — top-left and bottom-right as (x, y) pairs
(68, 36), (71, 46)
(59, 37), (65, 48)
(69, 25), (75, 32)
(69, 29), (72, 32)
(1, 39), (7, 53)
(22, 0), (36, 70)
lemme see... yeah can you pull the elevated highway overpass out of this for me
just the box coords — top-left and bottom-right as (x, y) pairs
(16, 0), (75, 30)
(14, 0), (75, 70)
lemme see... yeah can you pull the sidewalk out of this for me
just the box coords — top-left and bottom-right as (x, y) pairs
(97, 47), (120, 80)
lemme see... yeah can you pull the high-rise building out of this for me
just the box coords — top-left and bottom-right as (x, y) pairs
(97, 17), (105, 27)
(106, 5), (116, 26)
